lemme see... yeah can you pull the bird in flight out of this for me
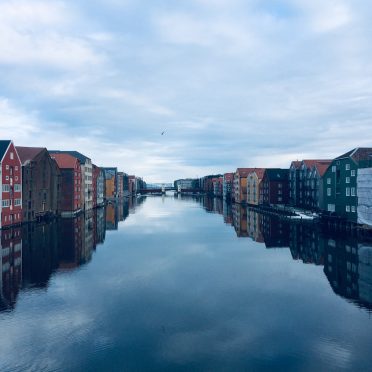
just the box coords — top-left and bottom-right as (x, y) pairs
(161, 130), (166, 135)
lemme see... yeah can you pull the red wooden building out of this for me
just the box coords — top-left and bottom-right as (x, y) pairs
(50, 153), (82, 216)
(0, 141), (22, 229)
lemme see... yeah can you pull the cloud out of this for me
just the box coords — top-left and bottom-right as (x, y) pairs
(0, 0), (372, 182)
(0, 1), (104, 70)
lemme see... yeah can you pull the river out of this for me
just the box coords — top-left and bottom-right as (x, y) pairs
(0, 195), (372, 371)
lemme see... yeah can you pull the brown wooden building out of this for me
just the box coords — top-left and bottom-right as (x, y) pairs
(16, 147), (61, 222)
(260, 169), (290, 206)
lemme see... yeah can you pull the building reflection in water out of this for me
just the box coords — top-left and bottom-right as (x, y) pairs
(199, 196), (372, 311)
(0, 226), (22, 311)
(0, 198), (139, 313)
(2, 196), (372, 314)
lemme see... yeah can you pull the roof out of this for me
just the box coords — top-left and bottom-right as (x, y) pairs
(50, 153), (79, 169)
(264, 168), (289, 181)
(336, 147), (372, 164)
(16, 146), (45, 165)
(251, 168), (266, 179)
(224, 173), (234, 181)
(49, 150), (91, 164)
(313, 161), (332, 177)
(290, 161), (301, 169)
(236, 168), (255, 177)
(302, 159), (330, 169)
(0, 140), (11, 160)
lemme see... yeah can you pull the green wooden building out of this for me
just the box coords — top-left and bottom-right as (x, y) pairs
(322, 148), (372, 222)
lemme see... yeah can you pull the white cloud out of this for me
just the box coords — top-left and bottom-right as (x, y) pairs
(0, 0), (104, 70)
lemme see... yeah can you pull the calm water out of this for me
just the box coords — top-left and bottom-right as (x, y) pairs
(1, 195), (372, 371)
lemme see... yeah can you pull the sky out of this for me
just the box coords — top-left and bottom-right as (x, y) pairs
(0, 0), (371, 182)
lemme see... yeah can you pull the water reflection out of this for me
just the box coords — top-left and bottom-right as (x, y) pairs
(0, 226), (22, 311)
(2, 195), (372, 315)
(198, 196), (372, 312)
(0, 197), (142, 312)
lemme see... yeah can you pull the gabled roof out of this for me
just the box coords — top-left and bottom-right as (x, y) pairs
(0, 140), (11, 160)
(224, 173), (234, 181)
(16, 146), (45, 165)
(313, 161), (332, 177)
(302, 159), (330, 169)
(251, 168), (266, 179)
(50, 153), (79, 169)
(290, 161), (301, 169)
(336, 147), (372, 164)
(264, 168), (289, 180)
(49, 150), (91, 164)
(236, 168), (255, 177)
(103, 167), (117, 172)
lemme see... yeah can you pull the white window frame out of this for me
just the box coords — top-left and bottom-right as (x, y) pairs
(346, 205), (350, 212)
(328, 204), (335, 212)
(327, 188), (331, 196)
(351, 170), (356, 177)
(346, 187), (350, 196)
(351, 188), (356, 196)
(346, 177), (350, 184)
(346, 164), (350, 171)
(327, 178), (331, 185)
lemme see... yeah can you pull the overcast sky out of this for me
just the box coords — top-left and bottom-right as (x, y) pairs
(0, 0), (371, 182)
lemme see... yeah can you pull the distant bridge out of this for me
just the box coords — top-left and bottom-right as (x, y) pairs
(139, 188), (202, 195)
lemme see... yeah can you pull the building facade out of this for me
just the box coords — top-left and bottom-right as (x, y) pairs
(223, 173), (234, 201)
(246, 168), (265, 206)
(104, 168), (118, 199)
(0, 141), (22, 229)
(306, 161), (331, 211)
(17, 147), (61, 222)
(50, 151), (93, 211)
(212, 177), (223, 197)
(117, 172), (124, 198)
(289, 161), (301, 206)
(50, 153), (82, 216)
(233, 168), (254, 203)
(260, 169), (289, 206)
(322, 148), (372, 223)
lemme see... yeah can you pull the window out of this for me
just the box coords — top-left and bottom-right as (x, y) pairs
(2, 184), (10, 192)
(328, 204), (335, 212)
(2, 200), (9, 207)
(327, 188), (331, 196)
(327, 178), (331, 184)
(15, 166), (18, 171)
(351, 206), (356, 213)
(346, 205), (350, 212)
(346, 177), (350, 184)
(14, 199), (21, 206)
(346, 187), (350, 196)
(14, 184), (21, 192)
(5, 176), (9, 181)
(351, 170), (356, 177)
(10, 152), (14, 160)
(332, 166), (336, 172)
(351, 188), (356, 196)
(346, 164), (350, 170)
(6, 165), (9, 170)
(15, 176), (18, 181)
